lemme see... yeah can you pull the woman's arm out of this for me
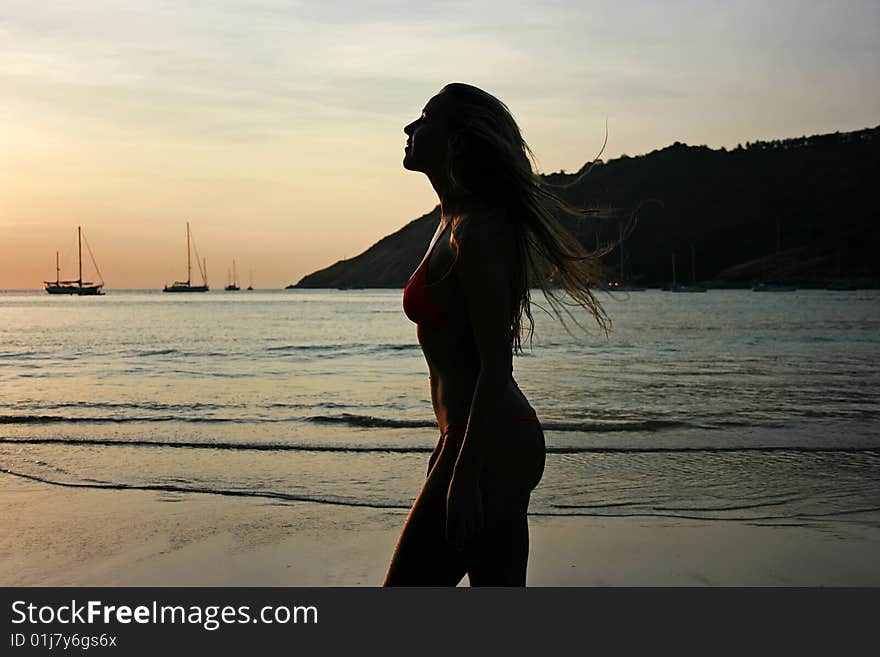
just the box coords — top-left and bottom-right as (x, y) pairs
(445, 215), (514, 546)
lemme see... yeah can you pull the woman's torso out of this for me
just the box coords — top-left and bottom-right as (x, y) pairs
(406, 213), (535, 434)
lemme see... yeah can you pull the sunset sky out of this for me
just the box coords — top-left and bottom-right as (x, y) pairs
(2, 0), (878, 289)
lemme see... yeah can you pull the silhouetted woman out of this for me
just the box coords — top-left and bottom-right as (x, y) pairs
(383, 83), (610, 586)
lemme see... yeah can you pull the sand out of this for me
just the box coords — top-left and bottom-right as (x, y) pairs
(2, 475), (879, 586)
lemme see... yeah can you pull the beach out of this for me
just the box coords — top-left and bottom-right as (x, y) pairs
(3, 474), (879, 587)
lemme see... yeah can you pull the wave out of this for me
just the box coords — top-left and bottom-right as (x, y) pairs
(306, 415), (793, 432)
(306, 414), (435, 428)
(2, 437), (878, 455)
(0, 406), (852, 433)
(264, 401), (366, 410)
(266, 343), (343, 352)
(0, 411), (841, 434)
(0, 350), (42, 359)
(306, 415), (785, 433)
(11, 401), (232, 412)
(3, 467), (878, 523)
(551, 497), (806, 513)
(0, 411), (422, 426)
(129, 348), (232, 358)
(0, 468), (409, 509)
(534, 506), (880, 523)
(133, 348), (179, 357)
(0, 414), (248, 424)
(543, 419), (688, 432)
(376, 343), (421, 352)
(265, 342), (417, 353)
(6, 400), (373, 414)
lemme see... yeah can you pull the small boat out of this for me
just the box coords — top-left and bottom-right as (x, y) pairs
(247, 270), (254, 291)
(164, 222), (209, 292)
(751, 219), (795, 292)
(668, 251), (707, 293)
(44, 226), (105, 295)
(609, 222), (646, 291)
(825, 280), (858, 291)
(225, 260), (240, 291)
(752, 281), (796, 292)
(608, 282), (648, 291)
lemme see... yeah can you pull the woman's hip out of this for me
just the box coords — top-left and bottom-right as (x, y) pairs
(428, 416), (545, 493)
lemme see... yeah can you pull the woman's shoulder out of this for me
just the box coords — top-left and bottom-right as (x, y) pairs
(450, 205), (517, 282)
(452, 204), (512, 247)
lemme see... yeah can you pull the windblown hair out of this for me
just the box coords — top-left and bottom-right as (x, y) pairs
(438, 82), (627, 354)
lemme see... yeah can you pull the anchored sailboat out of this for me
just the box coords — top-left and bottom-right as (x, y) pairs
(668, 246), (707, 293)
(225, 260), (240, 291)
(752, 217), (796, 292)
(247, 269), (254, 291)
(163, 222), (209, 292)
(609, 222), (645, 291)
(44, 226), (104, 295)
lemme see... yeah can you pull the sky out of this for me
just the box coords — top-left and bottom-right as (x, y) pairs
(2, 0), (878, 289)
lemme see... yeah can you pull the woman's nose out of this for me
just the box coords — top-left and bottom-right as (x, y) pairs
(404, 121), (415, 136)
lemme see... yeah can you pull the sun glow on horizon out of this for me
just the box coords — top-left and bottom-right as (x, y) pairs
(2, 0), (878, 289)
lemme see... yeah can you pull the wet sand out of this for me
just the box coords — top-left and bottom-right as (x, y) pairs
(2, 476), (879, 586)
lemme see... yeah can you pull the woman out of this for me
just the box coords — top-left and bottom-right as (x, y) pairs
(383, 83), (611, 586)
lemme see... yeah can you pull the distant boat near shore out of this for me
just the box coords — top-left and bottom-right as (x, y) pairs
(666, 250), (707, 293)
(164, 222), (209, 293)
(825, 280), (859, 291)
(609, 221), (646, 291)
(44, 226), (104, 295)
(752, 280), (797, 292)
(225, 260), (240, 291)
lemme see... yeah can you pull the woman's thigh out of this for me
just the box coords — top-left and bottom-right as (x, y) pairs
(466, 421), (545, 585)
(383, 431), (468, 586)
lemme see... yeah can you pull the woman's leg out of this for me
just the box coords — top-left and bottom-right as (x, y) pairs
(466, 494), (531, 586)
(382, 430), (469, 586)
(466, 420), (545, 587)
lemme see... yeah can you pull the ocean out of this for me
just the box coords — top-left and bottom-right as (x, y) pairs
(1, 288), (878, 533)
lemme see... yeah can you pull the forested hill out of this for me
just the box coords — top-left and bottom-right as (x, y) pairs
(293, 125), (880, 288)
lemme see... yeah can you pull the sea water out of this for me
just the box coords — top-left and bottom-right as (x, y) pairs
(1, 289), (878, 530)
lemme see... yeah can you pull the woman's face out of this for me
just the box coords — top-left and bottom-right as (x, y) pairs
(403, 92), (453, 176)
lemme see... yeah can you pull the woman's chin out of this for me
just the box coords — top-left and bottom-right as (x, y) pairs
(402, 155), (419, 171)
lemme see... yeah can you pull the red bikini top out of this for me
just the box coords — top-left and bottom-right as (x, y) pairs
(403, 222), (449, 325)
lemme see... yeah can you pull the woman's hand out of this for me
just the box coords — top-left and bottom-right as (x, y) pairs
(446, 470), (484, 549)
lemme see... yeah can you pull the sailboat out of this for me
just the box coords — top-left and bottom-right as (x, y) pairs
(668, 249), (707, 293)
(163, 222), (209, 292)
(752, 281), (796, 292)
(247, 270), (254, 291)
(609, 222), (645, 291)
(44, 226), (105, 295)
(225, 260), (240, 291)
(752, 218), (796, 292)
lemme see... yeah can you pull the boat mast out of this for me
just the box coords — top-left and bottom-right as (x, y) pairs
(78, 225), (83, 289)
(55, 252), (60, 285)
(672, 252), (677, 288)
(233, 260), (237, 287)
(186, 222), (192, 286)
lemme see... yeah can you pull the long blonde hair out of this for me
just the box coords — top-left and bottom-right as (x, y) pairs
(439, 82), (628, 354)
